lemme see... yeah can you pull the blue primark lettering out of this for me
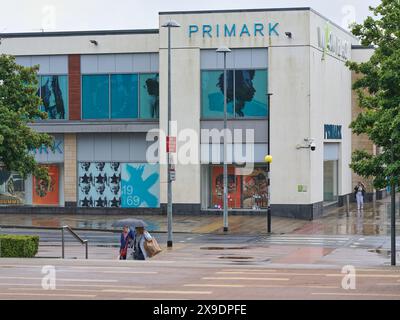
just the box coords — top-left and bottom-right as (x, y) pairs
(189, 25), (199, 37)
(216, 24), (220, 37)
(240, 24), (251, 37)
(269, 23), (279, 36)
(203, 25), (212, 37)
(224, 24), (236, 37)
(53, 140), (63, 154)
(254, 23), (264, 36)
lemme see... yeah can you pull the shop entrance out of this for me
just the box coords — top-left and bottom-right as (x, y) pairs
(323, 143), (339, 205)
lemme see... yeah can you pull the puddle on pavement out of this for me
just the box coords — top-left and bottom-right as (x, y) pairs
(218, 256), (254, 260)
(201, 247), (249, 250)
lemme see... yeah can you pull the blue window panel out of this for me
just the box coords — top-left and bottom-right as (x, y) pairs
(201, 70), (234, 118)
(111, 74), (138, 119)
(82, 75), (109, 119)
(139, 73), (159, 119)
(235, 69), (268, 117)
(121, 163), (160, 208)
(39, 75), (68, 120)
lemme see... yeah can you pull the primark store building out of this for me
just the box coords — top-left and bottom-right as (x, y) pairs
(0, 7), (374, 220)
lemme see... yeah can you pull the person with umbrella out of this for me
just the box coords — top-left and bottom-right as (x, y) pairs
(132, 221), (153, 260)
(119, 224), (135, 260)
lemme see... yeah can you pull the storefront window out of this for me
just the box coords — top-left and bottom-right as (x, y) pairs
(82, 73), (159, 120)
(32, 165), (59, 205)
(111, 74), (138, 119)
(209, 165), (268, 209)
(201, 69), (267, 118)
(78, 162), (160, 208)
(0, 168), (25, 205)
(139, 73), (159, 119)
(235, 70), (267, 117)
(201, 70), (234, 118)
(324, 160), (339, 203)
(82, 75), (109, 119)
(38, 75), (68, 120)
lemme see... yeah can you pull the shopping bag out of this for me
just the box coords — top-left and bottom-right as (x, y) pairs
(144, 237), (162, 258)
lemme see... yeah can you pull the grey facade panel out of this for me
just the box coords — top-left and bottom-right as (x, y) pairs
(133, 53), (151, 73)
(200, 120), (268, 143)
(81, 55), (98, 74)
(201, 49), (268, 70)
(49, 55), (69, 74)
(115, 54), (134, 73)
(77, 134), (95, 161)
(16, 55), (68, 74)
(94, 134), (112, 161)
(81, 53), (158, 74)
(111, 133), (131, 161)
(31, 56), (50, 74)
(77, 133), (152, 162)
(98, 54), (116, 73)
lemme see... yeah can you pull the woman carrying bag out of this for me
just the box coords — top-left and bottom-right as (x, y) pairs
(133, 226), (161, 260)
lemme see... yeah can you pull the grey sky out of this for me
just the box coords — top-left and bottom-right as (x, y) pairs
(1, 0), (381, 33)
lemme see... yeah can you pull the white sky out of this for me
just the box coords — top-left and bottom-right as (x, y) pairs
(0, 0), (381, 33)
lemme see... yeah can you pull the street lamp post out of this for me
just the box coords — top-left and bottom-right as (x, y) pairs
(216, 46), (231, 232)
(390, 138), (396, 266)
(267, 93), (273, 233)
(162, 19), (181, 248)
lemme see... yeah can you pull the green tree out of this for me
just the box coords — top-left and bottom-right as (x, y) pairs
(347, 0), (400, 189)
(0, 54), (52, 182)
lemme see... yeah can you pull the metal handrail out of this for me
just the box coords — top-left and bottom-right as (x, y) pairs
(61, 225), (88, 259)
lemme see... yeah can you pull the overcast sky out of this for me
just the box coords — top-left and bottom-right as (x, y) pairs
(0, 0), (381, 33)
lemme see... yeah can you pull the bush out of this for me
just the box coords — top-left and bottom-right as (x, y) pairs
(0, 235), (39, 258)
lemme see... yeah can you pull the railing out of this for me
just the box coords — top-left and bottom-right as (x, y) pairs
(61, 225), (88, 259)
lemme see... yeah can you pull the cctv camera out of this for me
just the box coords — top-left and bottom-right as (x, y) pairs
(310, 142), (316, 151)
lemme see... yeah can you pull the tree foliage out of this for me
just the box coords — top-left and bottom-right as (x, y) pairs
(347, 0), (400, 189)
(0, 54), (52, 181)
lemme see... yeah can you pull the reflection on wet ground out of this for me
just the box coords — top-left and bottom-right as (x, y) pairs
(293, 195), (400, 236)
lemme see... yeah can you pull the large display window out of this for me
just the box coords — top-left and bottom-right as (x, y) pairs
(82, 73), (159, 120)
(78, 162), (159, 208)
(201, 69), (268, 119)
(32, 165), (59, 205)
(38, 75), (68, 120)
(0, 168), (25, 205)
(209, 165), (268, 209)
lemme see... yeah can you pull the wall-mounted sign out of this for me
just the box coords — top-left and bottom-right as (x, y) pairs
(30, 136), (64, 163)
(324, 124), (342, 140)
(189, 22), (279, 38)
(33, 165), (59, 205)
(317, 23), (350, 60)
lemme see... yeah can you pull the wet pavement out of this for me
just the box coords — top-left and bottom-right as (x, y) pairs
(0, 195), (399, 236)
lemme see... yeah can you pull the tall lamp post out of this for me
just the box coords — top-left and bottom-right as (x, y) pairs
(390, 138), (396, 266)
(162, 19), (181, 248)
(266, 93), (273, 233)
(216, 46), (231, 232)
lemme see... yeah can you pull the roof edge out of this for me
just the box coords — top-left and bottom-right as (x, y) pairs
(0, 29), (159, 38)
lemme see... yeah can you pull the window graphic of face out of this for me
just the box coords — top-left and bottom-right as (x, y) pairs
(95, 162), (105, 171)
(80, 162), (91, 172)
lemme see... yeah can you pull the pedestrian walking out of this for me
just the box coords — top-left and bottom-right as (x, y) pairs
(354, 182), (366, 210)
(133, 226), (153, 260)
(119, 225), (134, 260)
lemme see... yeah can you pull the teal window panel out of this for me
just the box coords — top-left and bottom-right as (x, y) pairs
(82, 75), (109, 120)
(111, 74), (138, 119)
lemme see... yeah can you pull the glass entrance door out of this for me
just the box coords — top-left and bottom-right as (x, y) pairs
(323, 160), (339, 203)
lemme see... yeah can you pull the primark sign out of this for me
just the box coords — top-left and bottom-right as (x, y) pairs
(188, 22), (280, 38)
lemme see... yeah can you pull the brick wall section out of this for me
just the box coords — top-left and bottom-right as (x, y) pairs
(351, 71), (375, 193)
(64, 133), (77, 204)
(68, 55), (81, 120)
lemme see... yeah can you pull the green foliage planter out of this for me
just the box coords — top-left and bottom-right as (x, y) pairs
(0, 235), (39, 258)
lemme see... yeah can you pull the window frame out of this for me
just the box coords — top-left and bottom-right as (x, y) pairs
(80, 72), (159, 122)
(200, 67), (269, 120)
(36, 74), (69, 121)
